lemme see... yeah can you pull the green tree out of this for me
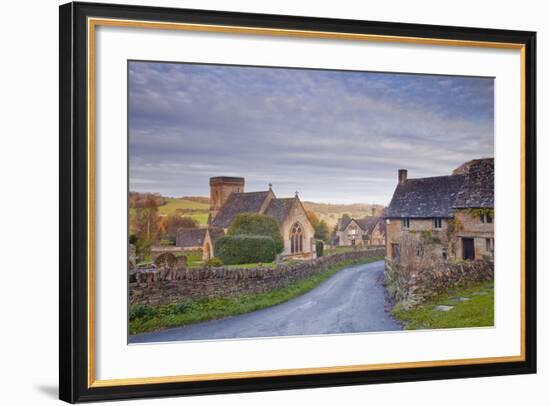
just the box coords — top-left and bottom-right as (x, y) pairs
(165, 215), (198, 239)
(133, 194), (160, 259)
(314, 219), (330, 243)
(227, 213), (284, 253)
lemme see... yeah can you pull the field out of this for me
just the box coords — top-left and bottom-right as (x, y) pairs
(302, 201), (384, 228)
(130, 195), (385, 230)
(130, 197), (210, 226)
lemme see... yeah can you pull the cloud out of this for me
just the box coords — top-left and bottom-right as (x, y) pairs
(128, 62), (494, 204)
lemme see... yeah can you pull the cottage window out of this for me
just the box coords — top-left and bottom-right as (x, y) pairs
(290, 222), (304, 254)
(401, 218), (410, 229)
(433, 218), (442, 229)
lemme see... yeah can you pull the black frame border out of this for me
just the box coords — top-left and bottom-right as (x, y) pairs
(59, 2), (537, 403)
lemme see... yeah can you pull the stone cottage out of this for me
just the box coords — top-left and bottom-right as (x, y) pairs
(334, 215), (386, 247)
(385, 158), (494, 262)
(194, 176), (315, 260)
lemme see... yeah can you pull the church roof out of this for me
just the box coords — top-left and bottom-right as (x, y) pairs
(211, 191), (271, 228)
(207, 227), (225, 242)
(175, 228), (207, 247)
(264, 198), (295, 225)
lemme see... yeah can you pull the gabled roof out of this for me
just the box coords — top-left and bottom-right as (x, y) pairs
(385, 158), (494, 218)
(385, 175), (465, 218)
(175, 228), (207, 247)
(207, 227), (225, 242)
(338, 216), (353, 231)
(211, 191), (271, 228)
(264, 198), (295, 225)
(354, 217), (380, 233)
(453, 158), (494, 208)
(339, 216), (385, 234)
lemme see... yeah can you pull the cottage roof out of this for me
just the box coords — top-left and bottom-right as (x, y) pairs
(453, 158), (494, 208)
(211, 191), (271, 228)
(385, 175), (465, 218)
(175, 228), (207, 247)
(264, 198), (295, 225)
(354, 217), (380, 233)
(385, 157), (494, 218)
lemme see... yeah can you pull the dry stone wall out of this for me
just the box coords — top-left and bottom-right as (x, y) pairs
(385, 258), (493, 308)
(129, 248), (385, 307)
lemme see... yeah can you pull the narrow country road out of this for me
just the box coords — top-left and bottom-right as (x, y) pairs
(129, 260), (402, 344)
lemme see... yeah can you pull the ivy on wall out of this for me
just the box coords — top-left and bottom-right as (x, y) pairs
(463, 208), (495, 218)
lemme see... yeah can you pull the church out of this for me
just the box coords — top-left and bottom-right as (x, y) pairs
(180, 176), (316, 261)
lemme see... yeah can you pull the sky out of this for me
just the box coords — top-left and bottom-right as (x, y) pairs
(129, 61), (494, 204)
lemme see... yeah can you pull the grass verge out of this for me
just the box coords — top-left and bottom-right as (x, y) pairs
(130, 255), (384, 335)
(392, 280), (494, 330)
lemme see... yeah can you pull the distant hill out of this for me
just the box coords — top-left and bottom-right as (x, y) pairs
(129, 192), (384, 229)
(302, 202), (385, 229)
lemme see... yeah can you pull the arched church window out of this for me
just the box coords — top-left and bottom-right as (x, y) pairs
(290, 222), (304, 254)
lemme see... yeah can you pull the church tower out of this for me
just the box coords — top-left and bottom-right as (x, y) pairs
(209, 176), (245, 224)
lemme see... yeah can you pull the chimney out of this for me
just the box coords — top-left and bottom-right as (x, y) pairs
(398, 169), (408, 184)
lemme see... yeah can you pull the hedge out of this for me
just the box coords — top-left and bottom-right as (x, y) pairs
(227, 213), (284, 253)
(214, 235), (277, 265)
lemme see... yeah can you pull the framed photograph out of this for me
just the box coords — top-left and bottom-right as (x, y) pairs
(59, 2), (537, 403)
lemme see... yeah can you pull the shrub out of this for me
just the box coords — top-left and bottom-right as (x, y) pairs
(154, 252), (178, 268)
(129, 303), (153, 321)
(172, 300), (194, 314)
(227, 213), (284, 253)
(129, 234), (138, 245)
(204, 257), (224, 267)
(315, 240), (324, 257)
(214, 235), (277, 265)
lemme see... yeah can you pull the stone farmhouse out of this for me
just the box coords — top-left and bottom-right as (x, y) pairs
(177, 176), (315, 261)
(385, 158), (494, 262)
(334, 215), (386, 247)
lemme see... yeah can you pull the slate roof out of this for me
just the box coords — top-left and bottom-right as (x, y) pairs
(264, 198), (295, 225)
(453, 158), (494, 208)
(355, 217), (380, 233)
(385, 158), (494, 218)
(211, 191), (271, 228)
(207, 227), (225, 242)
(385, 175), (465, 218)
(175, 228), (207, 247)
(338, 217), (353, 231)
(338, 216), (384, 234)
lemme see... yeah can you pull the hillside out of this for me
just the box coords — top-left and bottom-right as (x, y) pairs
(129, 193), (384, 229)
(302, 202), (385, 228)
(129, 196), (210, 226)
